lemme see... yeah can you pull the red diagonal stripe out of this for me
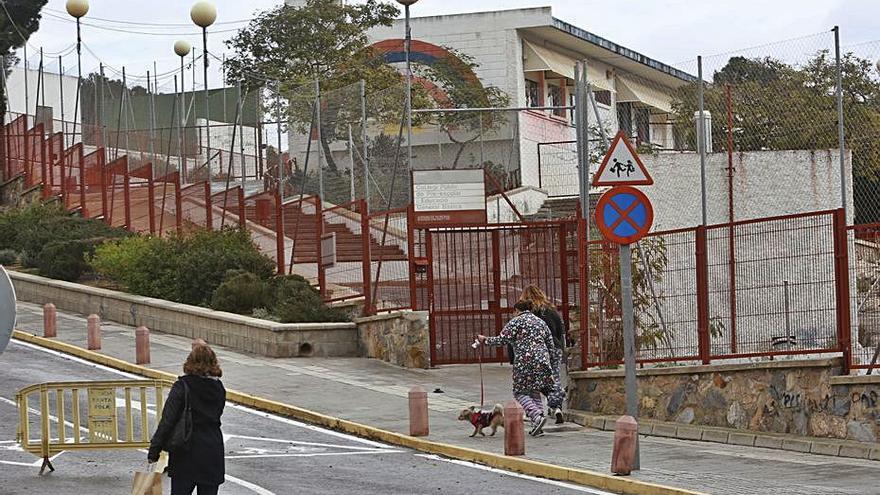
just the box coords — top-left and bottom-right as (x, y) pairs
(608, 199), (640, 232)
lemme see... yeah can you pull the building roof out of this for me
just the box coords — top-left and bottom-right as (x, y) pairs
(550, 17), (695, 83)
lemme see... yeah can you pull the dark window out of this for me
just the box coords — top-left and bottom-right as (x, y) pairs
(526, 79), (540, 107)
(635, 107), (650, 145)
(617, 102), (632, 136)
(594, 90), (611, 106)
(548, 84), (564, 117)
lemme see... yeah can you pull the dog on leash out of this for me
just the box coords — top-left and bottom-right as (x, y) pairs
(458, 404), (504, 437)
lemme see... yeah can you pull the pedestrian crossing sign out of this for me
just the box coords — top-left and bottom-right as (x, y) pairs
(591, 131), (653, 187)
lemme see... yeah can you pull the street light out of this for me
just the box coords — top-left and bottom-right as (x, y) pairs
(174, 40), (191, 182)
(66, 0), (88, 142)
(191, 1), (216, 179)
(395, 0), (418, 200)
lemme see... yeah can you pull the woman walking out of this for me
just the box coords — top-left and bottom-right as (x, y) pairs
(519, 285), (566, 424)
(148, 344), (226, 494)
(478, 300), (560, 437)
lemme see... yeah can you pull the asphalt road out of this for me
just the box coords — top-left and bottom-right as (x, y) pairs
(0, 340), (613, 495)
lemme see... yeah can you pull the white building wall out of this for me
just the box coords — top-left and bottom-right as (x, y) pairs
(5, 66), (80, 131)
(642, 149), (854, 231)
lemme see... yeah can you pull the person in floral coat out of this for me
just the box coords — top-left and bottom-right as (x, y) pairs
(477, 300), (561, 437)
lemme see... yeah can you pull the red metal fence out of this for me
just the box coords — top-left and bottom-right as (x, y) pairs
(424, 221), (578, 365)
(850, 222), (880, 371)
(583, 209), (851, 371)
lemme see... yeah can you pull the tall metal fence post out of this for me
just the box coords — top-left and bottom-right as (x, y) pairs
(695, 225), (711, 364)
(697, 55), (708, 226)
(274, 189), (285, 275)
(833, 26), (848, 221)
(574, 61), (590, 369)
(833, 208), (852, 374)
(359, 199), (373, 316)
(316, 196), (326, 298)
(314, 77), (325, 201)
(203, 181), (212, 231)
(360, 79), (369, 212)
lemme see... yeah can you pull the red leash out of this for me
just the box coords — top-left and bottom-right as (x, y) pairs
(475, 339), (485, 408)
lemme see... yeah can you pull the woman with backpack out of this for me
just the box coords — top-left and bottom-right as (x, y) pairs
(148, 343), (226, 494)
(518, 285), (566, 424)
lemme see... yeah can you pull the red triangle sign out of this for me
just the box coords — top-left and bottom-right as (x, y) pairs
(591, 131), (653, 187)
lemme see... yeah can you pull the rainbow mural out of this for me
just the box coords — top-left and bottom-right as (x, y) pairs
(369, 39), (485, 107)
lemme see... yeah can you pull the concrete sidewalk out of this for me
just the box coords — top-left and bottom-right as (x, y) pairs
(14, 301), (877, 495)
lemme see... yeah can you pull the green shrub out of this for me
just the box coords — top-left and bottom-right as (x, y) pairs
(89, 235), (179, 300)
(18, 214), (126, 265)
(89, 228), (274, 306)
(0, 203), (65, 252)
(0, 249), (17, 265)
(37, 238), (105, 281)
(210, 270), (270, 314)
(272, 275), (349, 323)
(172, 228), (275, 306)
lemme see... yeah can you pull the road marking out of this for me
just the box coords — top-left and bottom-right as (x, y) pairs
(225, 474), (277, 495)
(225, 450), (407, 460)
(415, 454), (617, 495)
(227, 434), (391, 452)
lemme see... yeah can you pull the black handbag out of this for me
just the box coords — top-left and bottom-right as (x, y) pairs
(166, 381), (192, 452)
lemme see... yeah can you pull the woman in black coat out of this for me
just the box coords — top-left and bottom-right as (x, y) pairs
(148, 344), (226, 495)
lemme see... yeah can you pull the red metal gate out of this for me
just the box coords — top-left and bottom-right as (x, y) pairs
(426, 221), (578, 365)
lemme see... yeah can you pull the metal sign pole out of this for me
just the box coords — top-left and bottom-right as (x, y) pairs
(618, 242), (639, 469)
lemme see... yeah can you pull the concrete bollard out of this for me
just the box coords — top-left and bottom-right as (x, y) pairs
(408, 385), (429, 437)
(87, 314), (101, 350)
(503, 399), (525, 456)
(135, 326), (151, 365)
(611, 415), (638, 475)
(43, 303), (57, 338)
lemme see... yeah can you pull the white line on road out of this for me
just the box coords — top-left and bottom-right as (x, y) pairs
(415, 454), (617, 495)
(224, 450), (406, 460)
(225, 474), (277, 495)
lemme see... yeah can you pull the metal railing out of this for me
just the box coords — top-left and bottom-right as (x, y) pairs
(16, 379), (172, 474)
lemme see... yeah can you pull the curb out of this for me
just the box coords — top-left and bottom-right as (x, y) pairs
(566, 410), (880, 462)
(12, 330), (705, 495)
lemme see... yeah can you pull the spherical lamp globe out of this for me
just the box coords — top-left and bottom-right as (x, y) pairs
(66, 0), (89, 18)
(174, 40), (192, 58)
(190, 1), (217, 28)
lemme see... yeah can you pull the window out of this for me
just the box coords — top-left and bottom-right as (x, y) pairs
(526, 79), (540, 107)
(594, 90), (611, 106)
(635, 107), (650, 145)
(548, 83), (564, 117)
(617, 102), (633, 136)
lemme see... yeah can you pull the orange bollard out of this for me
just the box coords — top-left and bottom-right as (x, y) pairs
(43, 303), (57, 338)
(611, 415), (638, 475)
(135, 326), (151, 365)
(503, 399), (525, 456)
(408, 385), (429, 437)
(87, 314), (101, 350)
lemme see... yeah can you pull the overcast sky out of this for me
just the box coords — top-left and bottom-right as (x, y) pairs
(18, 0), (880, 90)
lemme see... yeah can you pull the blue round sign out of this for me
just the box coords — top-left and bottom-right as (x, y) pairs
(594, 186), (654, 244)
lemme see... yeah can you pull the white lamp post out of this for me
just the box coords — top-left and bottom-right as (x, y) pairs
(191, 1), (216, 179)
(66, 0), (88, 142)
(395, 0), (418, 196)
(174, 40), (192, 182)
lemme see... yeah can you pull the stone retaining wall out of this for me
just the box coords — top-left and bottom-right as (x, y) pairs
(355, 311), (430, 369)
(10, 271), (358, 358)
(569, 358), (880, 443)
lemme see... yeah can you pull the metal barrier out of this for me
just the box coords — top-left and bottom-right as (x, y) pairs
(15, 379), (173, 474)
